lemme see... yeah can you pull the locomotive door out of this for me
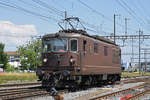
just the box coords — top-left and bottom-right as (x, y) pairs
(80, 40), (87, 68)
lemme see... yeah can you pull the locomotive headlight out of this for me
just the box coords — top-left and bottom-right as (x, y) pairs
(76, 67), (80, 72)
(43, 58), (47, 62)
(70, 58), (74, 63)
(69, 56), (75, 66)
(70, 58), (75, 66)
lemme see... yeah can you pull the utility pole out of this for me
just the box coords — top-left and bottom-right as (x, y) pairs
(114, 14), (120, 44)
(141, 48), (150, 73)
(65, 11), (67, 29)
(125, 18), (129, 35)
(144, 49), (147, 73)
(122, 17), (129, 47)
(131, 37), (134, 63)
(138, 29), (142, 75)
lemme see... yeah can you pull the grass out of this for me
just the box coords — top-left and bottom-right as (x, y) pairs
(1, 72), (150, 84)
(0, 73), (38, 84)
(121, 72), (150, 77)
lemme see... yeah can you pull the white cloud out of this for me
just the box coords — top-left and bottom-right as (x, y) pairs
(0, 21), (38, 50)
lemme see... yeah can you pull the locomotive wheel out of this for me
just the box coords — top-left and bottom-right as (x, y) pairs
(68, 82), (79, 92)
(42, 80), (47, 88)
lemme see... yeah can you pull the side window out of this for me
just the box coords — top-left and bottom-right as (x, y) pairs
(112, 49), (115, 63)
(104, 46), (108, 56)
(119, 50), (121, 58)
(83, 40), (87, 52)
(71, 39), (78, 52)
(116, 50), (120, 63)
(94, 43), (98, 54)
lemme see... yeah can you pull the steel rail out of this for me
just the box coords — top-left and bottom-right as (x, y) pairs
(0, 86), (68, 100)
(127, 88), (150, 100)
(0, 86), (42, 94)
(0, 88), (43, 97)
(0, 82), (41, 88)
(1, 89), (68, 100)
(2, 90), (50, 100)
(90, 83), (146, 100)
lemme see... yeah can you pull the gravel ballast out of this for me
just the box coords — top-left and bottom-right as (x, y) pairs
(25, 82), (146, 100)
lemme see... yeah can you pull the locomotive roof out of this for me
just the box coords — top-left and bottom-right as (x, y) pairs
(43, 30), (116, 45)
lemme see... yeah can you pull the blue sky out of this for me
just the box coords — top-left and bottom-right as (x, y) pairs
(1, 0), (150, 34)
(0, 0), (150, 63)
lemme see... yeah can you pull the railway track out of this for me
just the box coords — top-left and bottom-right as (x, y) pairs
(0, 85), (68, 100)
(70, 76), (150, 100)
(0, 76), (149, 100)
(0, 82), (41, 88)
(0, 86), (41, 94)
(0, 75), (147, 88)
(128, 88), (150, 100)
(1, 90), (49, 100)
(90, 82), (150, 100)
(0, 86), (47, 100)
(70, 83), (145, 100)
(118, 75), (149, 85)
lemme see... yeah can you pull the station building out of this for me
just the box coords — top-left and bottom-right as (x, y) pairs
(5, 51), (21, 68)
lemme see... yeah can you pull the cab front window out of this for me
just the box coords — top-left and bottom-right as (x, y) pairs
(43, 38), (68, 52)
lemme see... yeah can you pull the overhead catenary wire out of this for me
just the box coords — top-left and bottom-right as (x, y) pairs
(0, 1), (59, 42)
(0, 0), (144, 36)
(116, 0), (150, 33)
(135, 0), (150, 31)
(137, 0), (150, 19)
(0, 0), (143, 36)
(0, 0), (107, 36)
(17, 0), (62, 22)
(50, 0), (67, 11)
(0, 35), (33, 38)
(86, 28), (112, 36)
(26, 0), (122, 35)
(18, 0), (56, 15)
(49, 0), (112, 35)
(77, 0), (111, 21)
(0, 1), (59, 22)
(77, 0), (137, 32)
(80, 19), (112, 35)
(120, 0), (146, 26)
(132, 1), (149, 22)
(32, 0), (64, 17)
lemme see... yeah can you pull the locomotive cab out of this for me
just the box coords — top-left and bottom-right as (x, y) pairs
(42, 36), (79, 70)
(36, 32), (82, 83)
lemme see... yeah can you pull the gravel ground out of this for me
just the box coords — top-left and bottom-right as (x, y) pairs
(25, 82), (147, 100)
(140, 92), (150, 100)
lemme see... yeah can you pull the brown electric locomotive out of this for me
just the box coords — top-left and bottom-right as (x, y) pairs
(36, 29), (121, 88)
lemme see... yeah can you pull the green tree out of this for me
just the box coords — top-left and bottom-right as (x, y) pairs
(5, 64), (15, 72)
(0, 43), (8, 69)
(18, 39), (42, 71)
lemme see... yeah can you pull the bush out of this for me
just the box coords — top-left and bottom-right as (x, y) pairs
(5, 64), (15, 72)
(134, 69), (137, 72)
